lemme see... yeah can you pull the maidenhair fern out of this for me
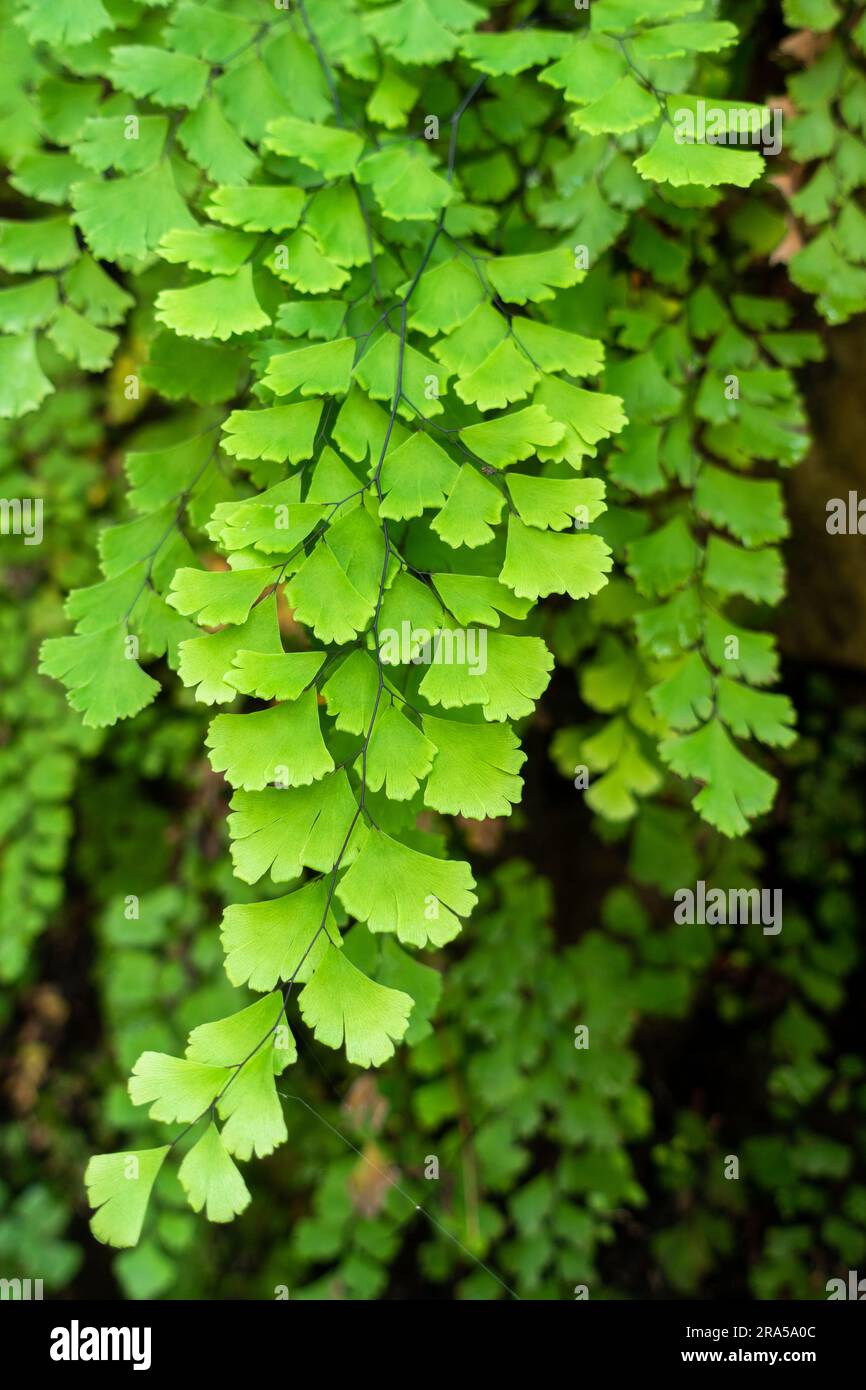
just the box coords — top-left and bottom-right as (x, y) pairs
(552, 252), (814, 835)
(0, 0), (830, 1249)
(780, 0), (866, 324)
(0, 387), (103, 980)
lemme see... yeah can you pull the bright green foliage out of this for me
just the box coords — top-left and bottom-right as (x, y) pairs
(23, 0), (638, 1246)
(6, 0), (846, 1271)
(540, 5), (763, 192)
(547, 208), (810, 833)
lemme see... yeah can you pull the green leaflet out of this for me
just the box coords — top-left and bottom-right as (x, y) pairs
(458, 405), (565, 466)
(178, 1124), (250, 1225)
(628, 517), (701, 599)
(263, 338), (355, 397)
(18, 0), (113, 46)
(185, 992), (295, 1072)
(109, 46), (209, 109)
(366, 65), (420, 129)
(72, 115), (170, 175)
(418, 632), (555, 722)
(178, 97), (259, 185)
(0, 215), (77, 272)
(510, 321), (605, 377)
(379, 432), (459, 519)
(270, 228), (351, 294)
(159, 226), (256, 275)
(215, 495), (326, 556)
(228, 774), (362, 885)
(16, 159), (80, 213)
(649, 651), (715, 732)
(221, 880), (339, 992)
(168, 567), (272, 626)
(629, 21), (739, 61)
(704, 536), (785, 605)
(695, 466), (787, 548)
(356, 146), (454, 221)
(286, 507), (387, 643)
(716, 679), (796, 749)
(407, 257), (484, 334)
(454, 337), (539, 410)
(432, 465), (505, 549)
(206, 693), (335, 791)
(71, 162), (196, 263)
(263, 117), (364, 179)
(321, 650), (381, 734)
(422, 714), (526, 820)
(540, 33), (626, 104)
(336, 827), (477, 948)
(221, 404), (323, 463)
(0, 334), (54, 418)
(533, 378), (628, 466)
(431, 302), (506, 377)
(178, 604), (283, 706)
(487, 247), (585, 304)
(155, 265), (270, 342)
(360, 704), (437, 801)
(635, 123), (765, 191)
(354, 332), (451, 417)
(507, 474), (606, 532)
(500, 518), (613, 601)
(571, 76), (659, 136)
(39, 627), (161, 728)
(363, 0), (483, 66)
(0, 278), (59, 334)
(216, 1047), (287, 1161)
(306, 185), (371, 269)
(459, 29), (569, 76)
(278, 299), (347, 341)
(85, 1148), (170, 1250)
(227, 650), (326, 702)
(143, 333), (246, 405)
(379, 572), (445, 644)
(298, 948), (413, 1069)
(661, 719), (778, 838)
(63, 254), (133, 325)
(431, 574), (531, 627)
(207, 185), (306, 233)
(128, 1053), (231, 1124)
